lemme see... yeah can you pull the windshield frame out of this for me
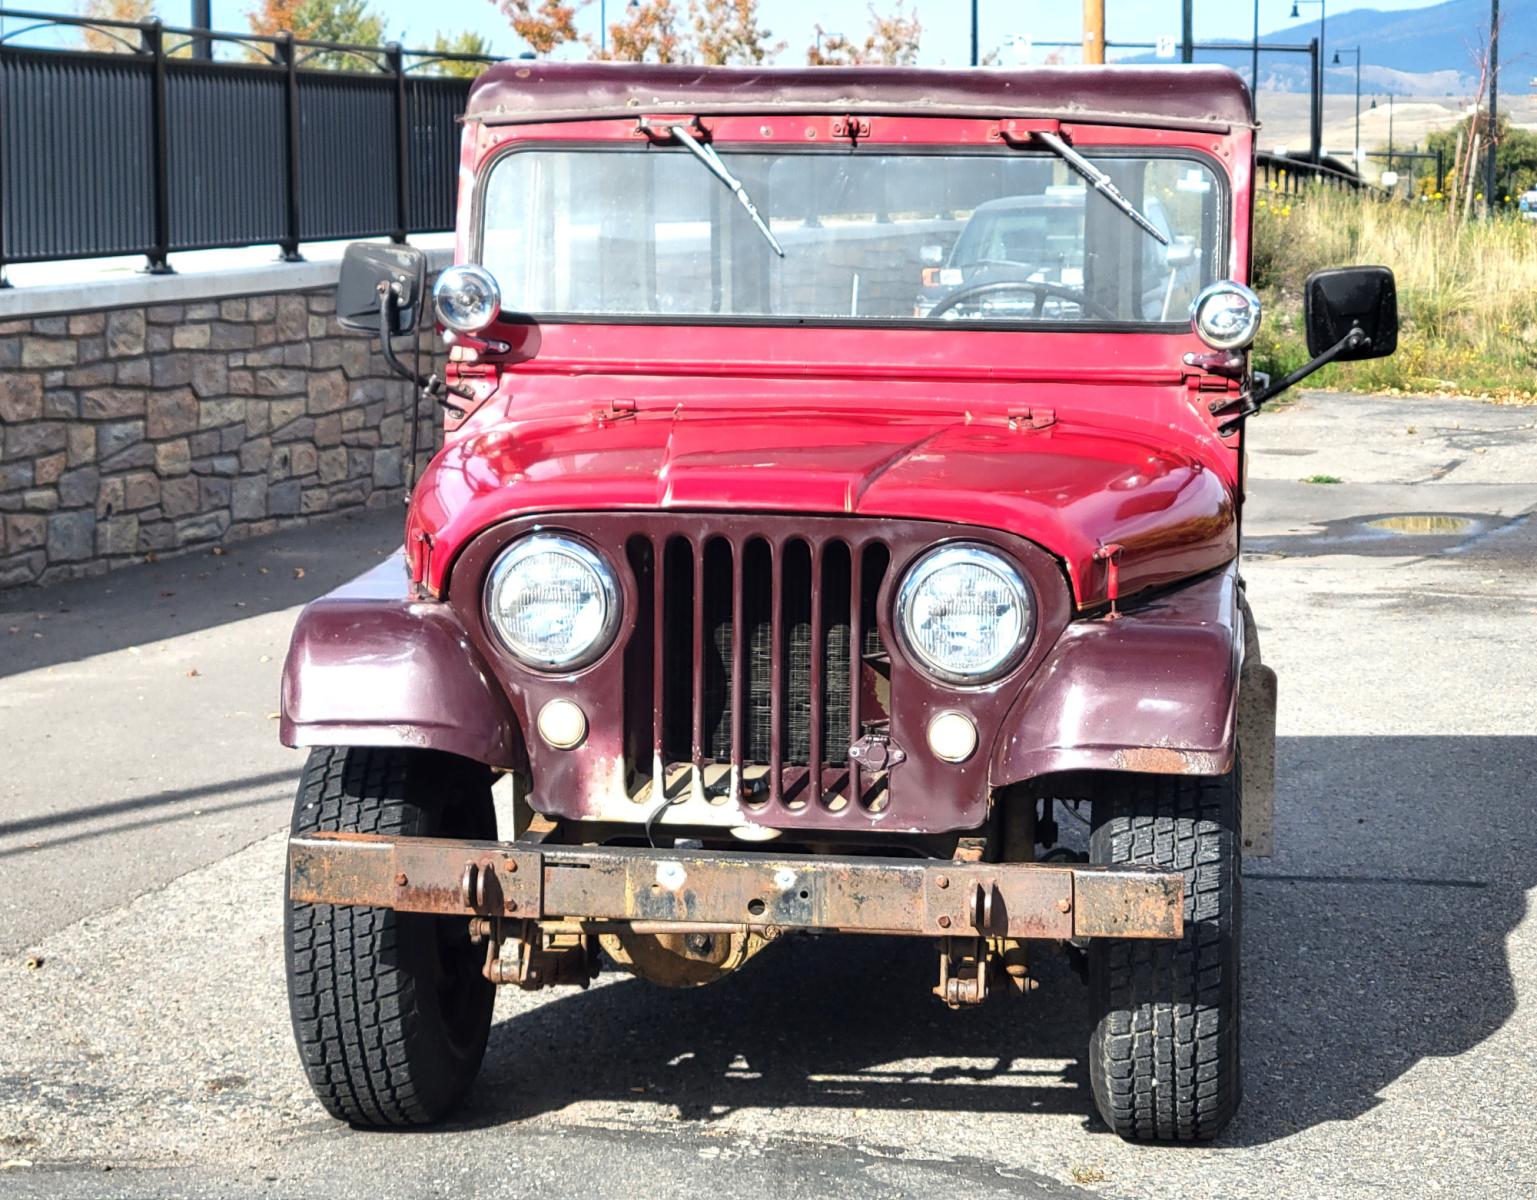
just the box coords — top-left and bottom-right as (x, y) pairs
(469, 139), (1231, 335)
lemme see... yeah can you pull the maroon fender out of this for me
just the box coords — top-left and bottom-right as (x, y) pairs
(989, 562), (1242, 783)
(279, 554), (526, 771)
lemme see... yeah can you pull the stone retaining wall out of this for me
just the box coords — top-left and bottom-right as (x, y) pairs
(0, 269), (442, 588)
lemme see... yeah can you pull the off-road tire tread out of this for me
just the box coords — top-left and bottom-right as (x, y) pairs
(285, 746), (494, 1127)
(1088, 771), (1241, 1142)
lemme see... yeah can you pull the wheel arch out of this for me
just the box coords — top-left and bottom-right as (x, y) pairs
(279, 554), (528, 773)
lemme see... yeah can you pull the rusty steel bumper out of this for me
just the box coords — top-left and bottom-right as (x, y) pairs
(288, 833), (1184, 941)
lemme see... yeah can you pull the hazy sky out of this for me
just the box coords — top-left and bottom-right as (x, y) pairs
(7, 0), (1447, 64)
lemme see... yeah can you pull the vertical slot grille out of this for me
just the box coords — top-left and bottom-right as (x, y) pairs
(628, 529), (890, 812)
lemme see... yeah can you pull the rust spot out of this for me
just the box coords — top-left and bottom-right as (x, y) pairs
(1111, 746), (1226, 775)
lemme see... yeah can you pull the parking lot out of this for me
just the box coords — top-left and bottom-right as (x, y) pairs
(2, 390), (1534, 1199)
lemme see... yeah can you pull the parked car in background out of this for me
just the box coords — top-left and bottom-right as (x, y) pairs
(915, 189), (1201, 321)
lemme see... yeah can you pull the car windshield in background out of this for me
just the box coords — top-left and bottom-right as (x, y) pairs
(480, 148), (1223, 327)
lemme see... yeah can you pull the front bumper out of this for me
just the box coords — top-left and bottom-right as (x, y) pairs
(288, 833), (1184, 941)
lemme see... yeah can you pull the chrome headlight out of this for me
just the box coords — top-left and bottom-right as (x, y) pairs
(1191, 281), (1263, 350)
(896, 544), (1034, 684)
(433, 263), (501, 333)
(485, 535), (620, 671)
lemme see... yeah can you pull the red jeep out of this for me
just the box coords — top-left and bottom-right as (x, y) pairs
(281, 62), (1396, 1141)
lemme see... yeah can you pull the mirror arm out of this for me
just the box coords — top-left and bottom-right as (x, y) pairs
(1214, 326), (1369, 436)
(375, 286), (471, 419)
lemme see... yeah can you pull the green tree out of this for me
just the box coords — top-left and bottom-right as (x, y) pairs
(248, 0), (386, 67)
(426, 29), (494, 77)
(1424, 115), (1537, 203)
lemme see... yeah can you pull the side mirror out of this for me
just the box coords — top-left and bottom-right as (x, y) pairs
(335, 242), (427, 336)
(1304, 266), (1397, 360)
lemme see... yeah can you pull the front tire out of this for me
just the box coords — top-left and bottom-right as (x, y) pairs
(1087, 771), (1242, 1142)
(285, 746), (496, 1127)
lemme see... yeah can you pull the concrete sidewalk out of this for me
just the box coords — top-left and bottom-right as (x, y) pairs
(1, 392), (1534, 1199)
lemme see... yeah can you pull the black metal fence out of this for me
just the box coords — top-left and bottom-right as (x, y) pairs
(0, 8), (499, 281)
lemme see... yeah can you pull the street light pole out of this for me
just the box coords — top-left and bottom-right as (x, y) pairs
(971, 0), (979, 66)
(1181, 0), (1193, 64)
(1334, 47), (1361, 172)
(1251, 0), (1260, 95)
(1292, 0), (1327, 139)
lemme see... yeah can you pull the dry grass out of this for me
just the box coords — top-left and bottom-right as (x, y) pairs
(1251, 186), (1537, 398)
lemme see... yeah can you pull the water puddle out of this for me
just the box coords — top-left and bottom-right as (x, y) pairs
(1365, 515), (1475, 535)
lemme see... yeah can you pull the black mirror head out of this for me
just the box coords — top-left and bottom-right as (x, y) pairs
(335, 243), (427, 335)
(1304, 265), (1398, 361)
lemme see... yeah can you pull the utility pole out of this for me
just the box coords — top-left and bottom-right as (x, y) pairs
(1181, 0), (1193, 63)
(1083, 0), (1104, 65)
(1485, 0), (1499, 209)
(971, 0), (979, 66)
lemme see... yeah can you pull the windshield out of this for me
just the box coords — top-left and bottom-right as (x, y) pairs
(480, 148), (1224, 327)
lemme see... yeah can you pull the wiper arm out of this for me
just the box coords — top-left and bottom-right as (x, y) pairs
(666, 124), (785, 258)
(1028, 130), (1170, 247)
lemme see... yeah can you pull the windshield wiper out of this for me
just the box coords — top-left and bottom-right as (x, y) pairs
(666, 124), (785, 258)
(1028, 131), (1170, 247)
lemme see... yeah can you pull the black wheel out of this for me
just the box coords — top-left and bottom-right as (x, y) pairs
(285, 746), (497, 1127)
(1087, 770), (1242, 1142)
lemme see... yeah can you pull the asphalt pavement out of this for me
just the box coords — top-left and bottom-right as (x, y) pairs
(1, 391), (1534, 1199)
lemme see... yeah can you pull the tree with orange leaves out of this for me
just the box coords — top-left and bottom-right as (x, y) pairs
(688, 0), (782, 66)
(77, 0), (156, 52)
(492, 0), (582, 56)
(594, 0), (687, 63)
(807, 2), (920, 66)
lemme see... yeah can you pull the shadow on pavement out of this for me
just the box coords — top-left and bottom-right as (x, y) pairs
(454, 734), (1532, 1146)
(0, 508), (402, 679)
(0, 770), (296, 859)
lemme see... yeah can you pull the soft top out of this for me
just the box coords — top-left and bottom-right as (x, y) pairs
(466, 62), (1254, 132)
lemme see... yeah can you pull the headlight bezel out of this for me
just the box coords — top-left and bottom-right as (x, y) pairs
(433, 263), (502, 333)
(894, 542), (1036, 687)
(484, 533), (622, 673)
(1190, 280), (1263, 351)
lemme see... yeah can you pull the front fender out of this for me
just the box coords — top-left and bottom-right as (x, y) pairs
(990, 563), (1242, 783)
(279, 553), (526, 771)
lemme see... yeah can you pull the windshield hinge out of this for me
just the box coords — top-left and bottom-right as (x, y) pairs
(1008, 406), (1056, 430)
(830, 115), (871, 143)
(1183, 371), (1236, 393)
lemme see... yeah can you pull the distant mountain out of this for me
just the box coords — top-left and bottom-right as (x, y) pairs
(1126, 0), (1534, 95)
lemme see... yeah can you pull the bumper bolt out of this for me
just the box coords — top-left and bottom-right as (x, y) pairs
(395, 873), (409, 887)
(1056, 897), (1072, 913)
(504, 860), (518, 873)
(938, 915), (952, 929)
(936, 875), (949, 889)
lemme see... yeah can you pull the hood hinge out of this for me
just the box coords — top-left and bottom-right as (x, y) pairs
(1008, 406), (1056, 430)
(593, 397), (637, 426)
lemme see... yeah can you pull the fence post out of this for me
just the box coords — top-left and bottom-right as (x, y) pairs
(388, 41), (408, 244)
(1308, 38), (1322, 164)
(278, 33), (304, 262)
(144, 19), (174, 274)
(0, 29), (9, 288)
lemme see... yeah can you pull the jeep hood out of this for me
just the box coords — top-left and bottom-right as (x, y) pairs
(408, 407), (1236, 608)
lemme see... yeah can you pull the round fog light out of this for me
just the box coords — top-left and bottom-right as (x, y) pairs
(537, 699), (587, 750)
(927, 711), (978, 763)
